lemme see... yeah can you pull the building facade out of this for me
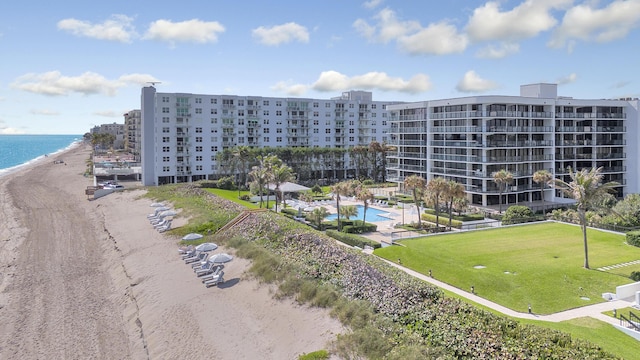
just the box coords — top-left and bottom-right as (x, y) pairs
(123, 110), (141, 160)
(90, 122), (126, 150)
(387, 84), (640, 210)
(140, 86), (400, 186)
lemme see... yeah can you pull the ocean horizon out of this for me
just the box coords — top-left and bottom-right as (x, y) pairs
(0, 134), (83, 177)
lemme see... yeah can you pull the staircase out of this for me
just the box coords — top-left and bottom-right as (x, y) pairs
(619, 311), (640, 332)
(217, 208), (268, 233)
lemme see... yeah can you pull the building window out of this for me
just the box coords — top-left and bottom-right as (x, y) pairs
(238, 100), (244, 106)
(211, 98), (217, 104)
(263, 128), (270, 134)
(349, 104), (354, 108)
(210, 109), (217, 115)
(195, 127), (202, 133)
(162, 146), (170, 152)
(313, 111), (319, 117)
(211, 118), (218, 124)
(195, 165), (202, 171)
(349, 120), (354, 126)
(276, 128), (282, 133)
(263, 110), (269, 116)
(325, 129), (331, 134)
(349, 129), (354, 134)
(195, 98), (202, 103)
(349, 136), (354, 142)
(263, 100), (269, 106)
(162, 127), (170, 133)
(196, 137), (202, 142)
(162, 156), (170, 162)
(263, 119), (269, 125)
(196, 146), (203, 152)
(162, 107), (169, 113)
(276, 110), (282, 116)
(276, 137), (282, 142)
(326, 136), (331, 142)
(371, 104), (377, 109)
(196, 156), (202, 161)
(325, 103), (331, 108)
(313, 102), (319, 107)
(382, 120), (387, 126)
(313, 128), (319, 134)
(371, 113), (377, 117)
(162, 137), (170, 142)
(238, 110), (244, 116)
(276, 101), (282, 106)
(263, 137), (269, 142)
(162, 96), (169, 103)
(162, 166), (170, 172)
(238, 119), (244, 125)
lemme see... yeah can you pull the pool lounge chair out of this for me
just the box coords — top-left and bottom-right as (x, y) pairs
(185, 251), (208, 264)
(157, 222), (172, 232)
(200, 266), (223, 282)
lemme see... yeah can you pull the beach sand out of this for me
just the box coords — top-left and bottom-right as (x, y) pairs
(0, 144), (343, 359)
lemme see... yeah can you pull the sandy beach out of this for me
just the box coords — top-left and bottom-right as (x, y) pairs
(0, 144), (342, 359)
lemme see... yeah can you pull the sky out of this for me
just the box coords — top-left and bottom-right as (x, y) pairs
(1, 0), (639, 135)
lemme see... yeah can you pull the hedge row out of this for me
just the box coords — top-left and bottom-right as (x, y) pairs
(420, 213), (463, 228)
(325, 229), (381, 249)
(627, 231), (640, 247)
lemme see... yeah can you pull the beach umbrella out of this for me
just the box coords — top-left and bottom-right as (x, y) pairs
(182, 233), (204, 241)
(150, 202), (165, 207)
(207, 253), (233, 264)
(195, 242), (218, 252)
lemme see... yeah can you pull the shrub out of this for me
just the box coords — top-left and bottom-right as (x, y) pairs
(421, 213), (462, 229)
(325, 229), (381, 249)
(362, 179), (374, 186)
(311, 184), (323, 195)
(342, 222), (377, 234)
(238, 194), (251, 201)
(502, 205), (538, 225)
(298, 350), (329, 360)
(281, 208), (298, 217)
(630, 271), (640, 281)
(216, 176), (236, 190)
(627, 231), (640, 247)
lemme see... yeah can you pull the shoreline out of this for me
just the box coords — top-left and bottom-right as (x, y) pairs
(0, 144), (342, 359)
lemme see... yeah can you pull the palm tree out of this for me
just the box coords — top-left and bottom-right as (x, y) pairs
(427, 177), (448, 231)
(404, 175), (426, 229)
(445, 180), (466, 230)
(533, 169), (553, 215)
(271, 162), (294, 213)
(340, 205), (358, 221)
(233, 145), (252, 190)
(309, 207), (329, 230)
(331, 180), (355, 231)
(553, 167), (619, 269)
(356, 186), (374, 228)
(249, 159), (270, 208)
(493, 169), (514, 213)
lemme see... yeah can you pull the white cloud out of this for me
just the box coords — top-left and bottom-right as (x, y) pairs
(465, 0), (571, 42)
(11, 71), (160, 96)
(363, 0), (384, 9)
(353, 8), (421, 43)
(456, 70), (499, 93)
(57, 15), (136, 43)
(353, 18), (376, 39)
(611, 81), (630, 89)
(30, 109), (59, 116)
(270, 81), (309, 96)
(557, 73), (577, 85)
(398, 21), (468, 55)
(475, 42), (520, 59)
(252, 22), (310, 46)
(312, 70), (431, 93)
(0, 127), (26, 135)
(143, 19), (225, 44)
(93, 110), (121, 117)
(549, 0), (640, 49)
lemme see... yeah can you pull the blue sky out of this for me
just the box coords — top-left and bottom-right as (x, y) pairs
(1, 0), (639, 134)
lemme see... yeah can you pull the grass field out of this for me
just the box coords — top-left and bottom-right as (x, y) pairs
(375, 222), (640, 314)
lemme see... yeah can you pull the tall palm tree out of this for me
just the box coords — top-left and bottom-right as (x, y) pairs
(233, 145), (252, 190)
(445, 180), (466, 230)
(356, 186), (374, 228)
(533, 169), (553, 215)
(331, 180), (355, 231)
(340, 205), (358, 221)
(404, 175), (427, 229)
(553, 167), (619, 269)
(249, 157), (270, 208)
(309, 207), (329, 230)
(427, 177), (448, 231)
(271, 162), (294, 213)
(493, 169), (514, 213)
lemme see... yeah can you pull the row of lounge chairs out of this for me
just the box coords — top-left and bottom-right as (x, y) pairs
(147, 207), (173, 232)
(178, 247), (225, 288)
(373, 199), (390, 208)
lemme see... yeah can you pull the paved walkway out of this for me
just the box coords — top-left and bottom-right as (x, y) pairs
(373, 256), (635, 327)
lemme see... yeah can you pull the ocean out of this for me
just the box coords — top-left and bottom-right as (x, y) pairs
(0, 134), (83, 177)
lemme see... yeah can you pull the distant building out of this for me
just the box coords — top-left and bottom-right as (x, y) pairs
(90, 122), (126, 150)
(387, 83), (640, 210)
(123, 110), (141, 161)
(139, 86), (401, 186)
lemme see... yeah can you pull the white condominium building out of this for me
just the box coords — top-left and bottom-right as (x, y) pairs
(387, 83), (640, 209)
(140, 86), (400, 186)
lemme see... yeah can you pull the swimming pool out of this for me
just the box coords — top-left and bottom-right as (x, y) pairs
(325, 205), (394, 222)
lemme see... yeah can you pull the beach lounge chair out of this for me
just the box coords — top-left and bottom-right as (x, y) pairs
(200, 266), (223, 282)
(204, 270), (224, 287)
(185, 251), (208, 264)
(178, 245), (194, 255)
(195, 262), (219, 277)
(157, 221), (172, 232)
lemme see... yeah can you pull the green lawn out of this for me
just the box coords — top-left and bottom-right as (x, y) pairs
(375, 222), (640, 314)
(204, 188), (260, 209)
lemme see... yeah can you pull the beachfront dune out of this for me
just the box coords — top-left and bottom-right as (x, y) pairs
(0, 144), (341, 359)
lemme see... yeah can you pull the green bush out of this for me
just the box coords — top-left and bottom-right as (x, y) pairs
(298, 350), (329, 360)
(238, 194), (251, 201)
(424, 209), (485, 222)
(216, 176), (236, 190)
(630, 271), (640, 281)
(421, 213), (462, 229)
(362, 179), (374, 186)
(502, 205), (541, 225)
(627, 231), (640, 247)
(342, 221), (377, 234)
(325, 229), (381, 249)
(281, 208), (299, 217)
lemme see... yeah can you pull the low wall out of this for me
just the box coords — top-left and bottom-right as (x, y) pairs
(616, 282), (640, 299)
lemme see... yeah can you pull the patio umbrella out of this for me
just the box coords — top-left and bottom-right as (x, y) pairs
(150, 202), (165, 207)
(159, 210), (177, 218)
(207, 253), (233, 264)
(195, 242), (218, 252)
(182, 233), (204, 241)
